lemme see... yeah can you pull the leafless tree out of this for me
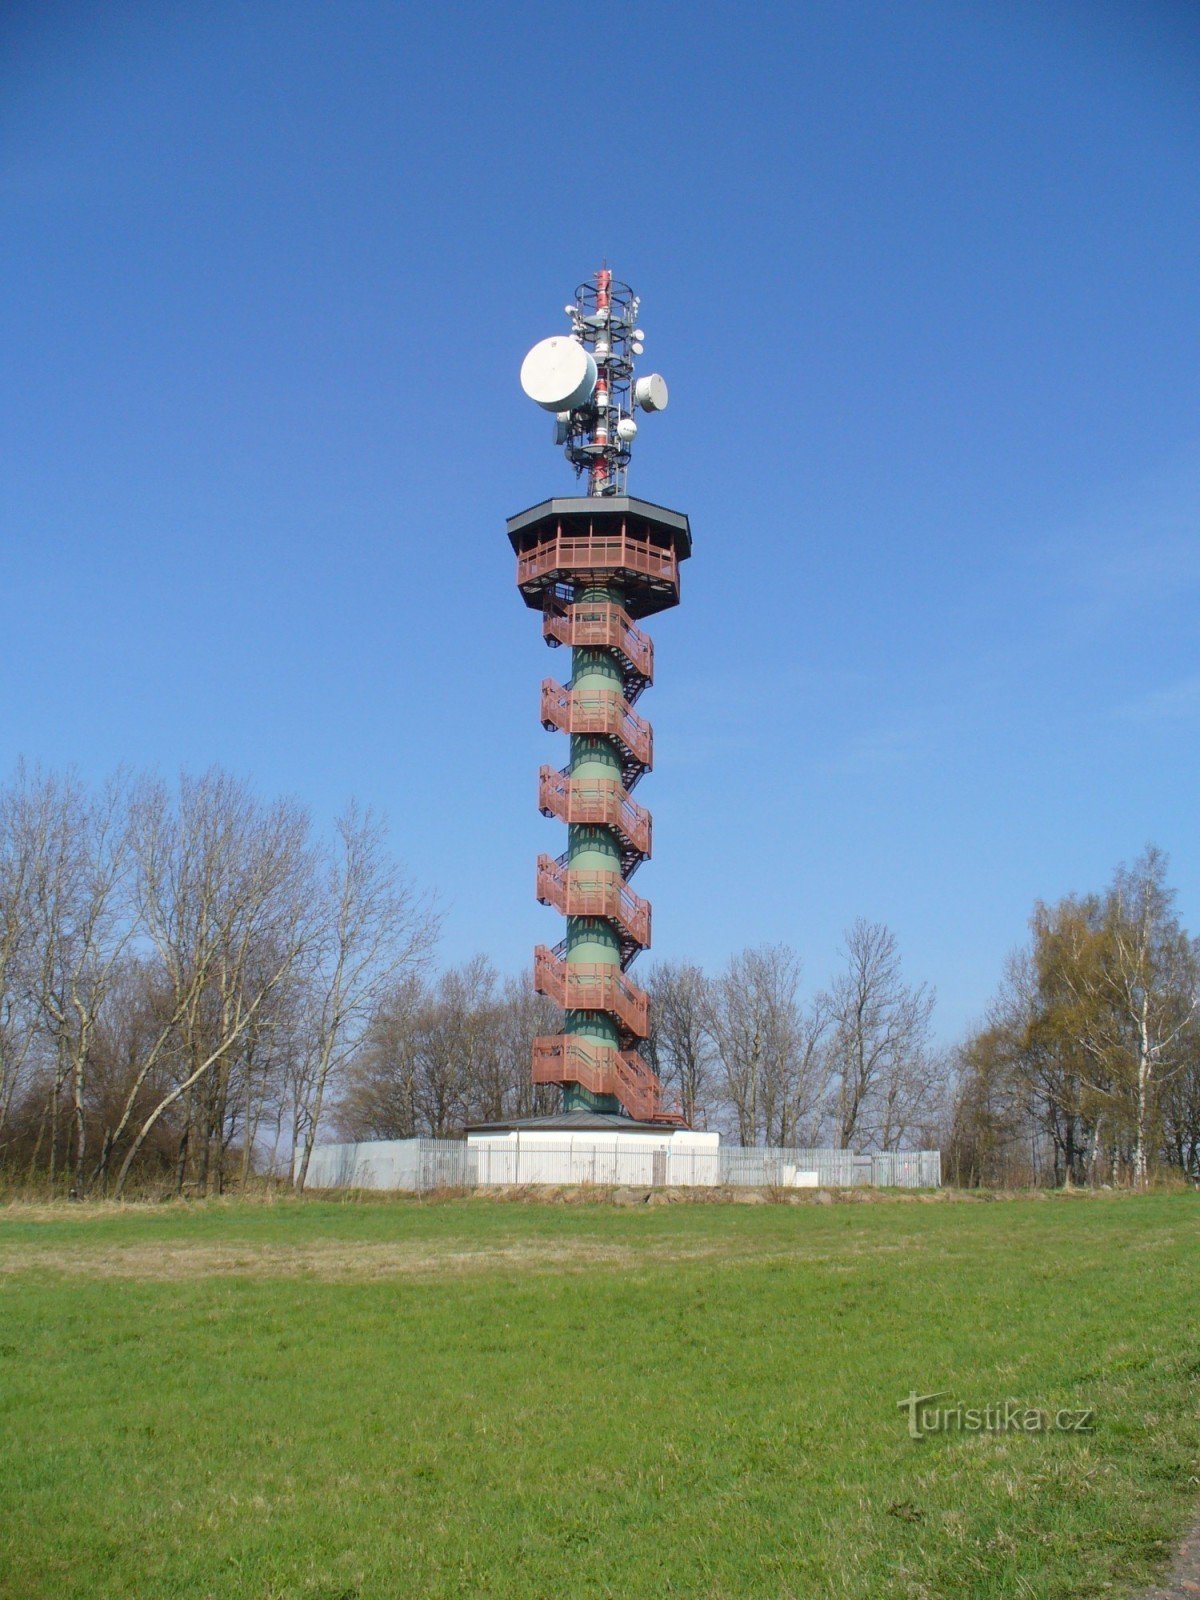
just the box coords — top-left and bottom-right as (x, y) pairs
(826, 920), (935, 1150)
(24, 771), (135, 1186)
(705, 945), (829, 1145)
(100, 771), (317, 1196)
(494, 972), (560, 1121)
(292, 803), (438, 1189)
(336, 962), (559, 1139)
(411, 959), (498, 1138)
(334, 971), (426, 1142)
(0, 769), (44, 1157)
(644, 960), (715, 1127)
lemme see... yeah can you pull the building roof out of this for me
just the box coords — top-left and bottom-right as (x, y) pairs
(465, 1110), (677, 1136)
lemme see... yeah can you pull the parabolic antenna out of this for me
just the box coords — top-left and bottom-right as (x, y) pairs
(634, 373), (669, 413)
(520, 337), (597, 413)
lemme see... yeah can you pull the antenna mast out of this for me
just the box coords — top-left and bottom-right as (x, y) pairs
(520, 266), (669, 496)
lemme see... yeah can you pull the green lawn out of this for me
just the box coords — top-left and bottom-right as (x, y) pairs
(1, 1191), (1197, 1599)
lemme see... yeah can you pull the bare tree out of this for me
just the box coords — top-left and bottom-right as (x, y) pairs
(0, 769), (43, 1157)
(25, 771), (135, 1186)
(337, 963), (558, 1139)
(705, 945), (828, 1145)
(334, 971), (427, 1141)
(292, 804), (438, 1189)
(412, 959), (496, 1138)
(494, 972), (560, 1122)
(645, 960), (715, 1128)
(826, 920), (934, 1150)
(99, 772), (316, 1196)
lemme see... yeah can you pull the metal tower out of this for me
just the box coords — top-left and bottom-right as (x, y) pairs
(510, 269), (691, 1124)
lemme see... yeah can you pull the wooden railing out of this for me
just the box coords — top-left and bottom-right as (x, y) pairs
(517, 530), (679, 593)
(542, 599), (654, 684)
(540, 680), (653, 769)
(538, 767), (652, 858)
(535, 855), (651, 949)
(533, 947), (650, 1039)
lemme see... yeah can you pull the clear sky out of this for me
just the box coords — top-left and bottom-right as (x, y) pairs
(3, 1), (1198, 1041)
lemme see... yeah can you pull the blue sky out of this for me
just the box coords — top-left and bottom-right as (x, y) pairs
(3, 0), (1198, 1040)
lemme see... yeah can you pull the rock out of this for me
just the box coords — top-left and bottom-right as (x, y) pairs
(733, 1189), (768, 1204)
(814, 1190), (834, 1205)
(612, 1187), (651, 1206)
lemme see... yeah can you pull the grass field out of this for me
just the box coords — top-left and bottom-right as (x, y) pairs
(1, 1191), (1198, 1600)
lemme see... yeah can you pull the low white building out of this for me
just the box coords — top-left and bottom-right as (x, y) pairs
(466, 1111), (721, 1187)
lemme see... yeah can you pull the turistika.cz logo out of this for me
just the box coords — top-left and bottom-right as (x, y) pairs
(899, 1391), (1096, 1439)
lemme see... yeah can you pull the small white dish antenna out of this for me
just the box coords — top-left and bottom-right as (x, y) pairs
(520, 337), (598, 413)
(634, 373), (669, 413)
(616, 416), (638, 442)
(631, 341), (644, 355)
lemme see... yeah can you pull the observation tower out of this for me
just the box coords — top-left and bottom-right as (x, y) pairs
(510, 268), (691, 1124)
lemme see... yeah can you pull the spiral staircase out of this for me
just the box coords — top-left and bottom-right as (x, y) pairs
(508, 497), (692, 1125)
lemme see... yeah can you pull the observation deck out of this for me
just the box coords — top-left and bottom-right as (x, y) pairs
(508, 497), (691, 620)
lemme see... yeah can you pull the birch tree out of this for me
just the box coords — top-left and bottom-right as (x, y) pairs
(1106, 850), (1198, 1183)
(99, 771), (316, 1195)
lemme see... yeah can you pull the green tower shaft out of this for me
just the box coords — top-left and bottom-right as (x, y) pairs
(563, 582), (623, 1111)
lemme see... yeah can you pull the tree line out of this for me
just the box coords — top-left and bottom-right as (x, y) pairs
(945, 847), (1200, 1187)
(2, 764), (1196, 1190)
(337, 922), (940, 1150)
(0, 765), (436, 1195)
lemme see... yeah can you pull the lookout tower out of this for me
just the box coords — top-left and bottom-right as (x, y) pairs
(510, 269), (691, 1124)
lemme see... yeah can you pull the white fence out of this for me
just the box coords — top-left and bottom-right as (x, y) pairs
(299, 1138), (471, 1193)
(720, 1148), (941, 1189)
(300, 1139), (941, 1193)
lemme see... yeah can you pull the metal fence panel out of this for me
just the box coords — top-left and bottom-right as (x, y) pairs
(303, 1139), (942, 1192)
(415, 1138), (474, 1191)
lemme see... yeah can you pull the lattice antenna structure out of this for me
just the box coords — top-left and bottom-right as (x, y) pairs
(509, 268), (691, 1125)
(520, 267), (669, 498)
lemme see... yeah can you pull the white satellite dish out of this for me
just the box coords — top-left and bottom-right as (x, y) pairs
(520, 337), (598, 413)
(634, 373), (669, 413)
(616, 416), (638, 442)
